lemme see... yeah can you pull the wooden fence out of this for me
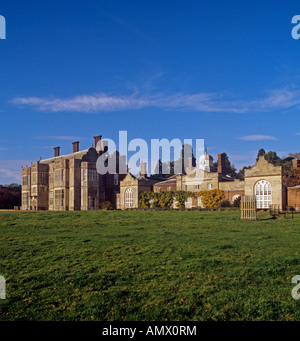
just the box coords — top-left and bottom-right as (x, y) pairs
(241, 195), (257, 220)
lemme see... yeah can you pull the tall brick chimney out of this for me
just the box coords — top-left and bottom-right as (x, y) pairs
(140, 161), (147, 178)
(72, 141), (79, 153)
(54, 146), (60, 157)
(94, 135), (102, 152)
(293, 158), (300, 169)
(218, 153), (226, 175)
(185, 157), (193, 174)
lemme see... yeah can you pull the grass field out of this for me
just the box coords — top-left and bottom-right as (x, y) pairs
(0, 209), (300, 321)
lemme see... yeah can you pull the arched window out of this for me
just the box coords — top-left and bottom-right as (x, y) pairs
(254, 180), (272, 209)
(125, 188), (133, 208)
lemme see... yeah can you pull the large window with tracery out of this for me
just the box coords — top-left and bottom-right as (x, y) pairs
(125, 188), (133, 208)
(254, 180), (272, 209)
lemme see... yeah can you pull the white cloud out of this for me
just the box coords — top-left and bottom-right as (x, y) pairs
(253, 88), (300, 110)
(11, 94), (150, 113)
(238, 135), (277, 141)
(10, 92), (249, 113)
(11, 93), (251, 113)
(10, 86), (300, 114)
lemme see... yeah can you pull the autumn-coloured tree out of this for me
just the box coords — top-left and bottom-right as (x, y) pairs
(283, 167), (300, 187)
(198, 189), (224, 208)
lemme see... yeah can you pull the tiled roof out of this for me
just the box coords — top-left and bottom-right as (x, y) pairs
(40, 149), (89, 163)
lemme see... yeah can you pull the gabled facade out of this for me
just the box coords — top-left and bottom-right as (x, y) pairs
(244, 156), (285, 209)
(119, 170), (163, 210)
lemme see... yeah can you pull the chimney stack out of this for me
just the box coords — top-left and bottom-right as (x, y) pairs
(94, 135), (102, 153)
(72, 141), (79, 153)
(54, 146), (60, 157)
(293, 158), (300, 169)
(140, 161), (147, 178)
(218, 153), (225, 175)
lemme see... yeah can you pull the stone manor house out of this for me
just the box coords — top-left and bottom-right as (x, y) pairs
(21, 135), (300, 211)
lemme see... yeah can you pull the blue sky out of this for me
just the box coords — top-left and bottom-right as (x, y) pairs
(0, 0), (300, 183)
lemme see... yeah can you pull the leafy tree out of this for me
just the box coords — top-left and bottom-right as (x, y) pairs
(264, 151), (282, 166)
(256, 148), (266, 161)
(223, 153), (237, 177)
(0, 184), (21, 209)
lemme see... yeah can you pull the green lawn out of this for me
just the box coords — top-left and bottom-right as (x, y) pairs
(0, 210), (300, 321)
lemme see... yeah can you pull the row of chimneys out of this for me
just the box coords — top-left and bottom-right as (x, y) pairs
(52, 135), (149, 178)
(53, 135), (102, 157)
(53, 139), (300, 175)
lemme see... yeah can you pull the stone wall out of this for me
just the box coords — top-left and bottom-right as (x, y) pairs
(288, 186), (300, 210)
